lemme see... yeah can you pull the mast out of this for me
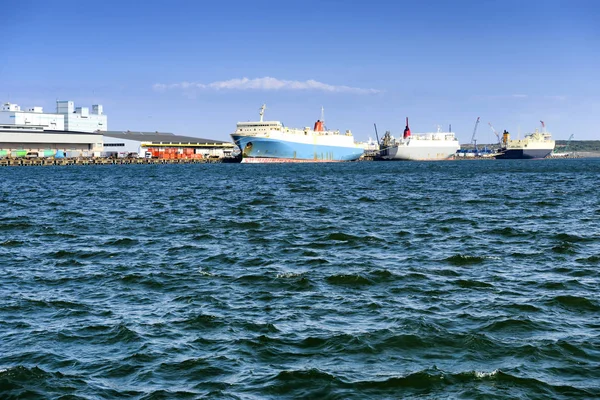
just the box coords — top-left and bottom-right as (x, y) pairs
(259, 104), (266, 122)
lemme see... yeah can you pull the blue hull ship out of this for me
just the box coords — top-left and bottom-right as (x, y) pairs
(231, 135), (364, 162)
(230, 105), (364, 163)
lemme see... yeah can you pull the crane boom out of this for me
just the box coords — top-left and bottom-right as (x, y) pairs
(564, 134), (574, 152)
(471, 117), (480, 150)
(488, 122), (500, 144)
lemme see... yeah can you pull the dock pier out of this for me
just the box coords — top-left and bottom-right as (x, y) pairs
(0, 157), (233, 167)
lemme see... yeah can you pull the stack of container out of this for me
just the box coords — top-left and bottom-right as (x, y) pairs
(11, 150), (27, 158)
(140, 147), (208, 160)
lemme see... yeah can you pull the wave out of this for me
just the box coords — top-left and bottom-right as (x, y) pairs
(577, 255), (600, 264)
(48, 249), (116, 260)
(481, 317), (546, 332)
(321, 232), (385, 245)
(120, 274), (165, 289)
(547, 295), (600, 312)
(369, 269), (395, 280)
(455, 279), (494, 289)
(232, 221), (262, 230)
(0, 365), (90, 398)
(445, 254), (486, 266)
(0, 221), (35, 231)
(103, 237), (139, 246)
(554, 233), (597, 243)
(357, 196), (377, 203)
(262, 367), (596, 398)
(191, 233), (217, 241)
(505, 303), (542, 312)
(4, 298), (92, 314)
(59, 323), (142, 345)
(489, 227), (531, 237)
(326, 274), (374, 286)
(157, 357), (229, 377)
(247, 198), (276, 206)
(0, 239), (24, 247)
(243, 322), (280, 334)
(552, 242), (579, 254)
(173, 313), (225, 329)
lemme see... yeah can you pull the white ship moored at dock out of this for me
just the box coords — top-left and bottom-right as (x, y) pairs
(379, 118), (460, 160)
(230, 105), (364, 163)
(494, 122), (555, 159)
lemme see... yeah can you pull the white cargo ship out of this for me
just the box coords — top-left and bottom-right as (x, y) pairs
(494, 122), (555, 159)
(379, 118), (460, 160)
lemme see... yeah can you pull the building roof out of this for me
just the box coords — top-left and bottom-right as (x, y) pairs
(103, 130), (230, 144)
(0, 125), (103, 136)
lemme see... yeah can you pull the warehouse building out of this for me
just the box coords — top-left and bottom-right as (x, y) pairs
(0, 124), (103, 158)
(102, 131), (236, 159)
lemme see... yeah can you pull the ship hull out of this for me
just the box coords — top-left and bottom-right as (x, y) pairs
(494, 148), (553, 159)
(381, 142), (459, 161)
(231, 135), (364, 163)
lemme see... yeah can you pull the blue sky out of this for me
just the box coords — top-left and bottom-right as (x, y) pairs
(1, 0), (598, 142)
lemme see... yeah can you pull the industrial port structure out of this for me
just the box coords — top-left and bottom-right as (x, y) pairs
(0, 100), (235, 161)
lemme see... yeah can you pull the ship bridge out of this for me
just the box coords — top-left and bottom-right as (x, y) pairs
(236, 121), (283, 134)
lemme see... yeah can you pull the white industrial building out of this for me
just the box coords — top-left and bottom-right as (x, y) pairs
(57, 101), (107, 132)
(0, 100), (107, 133)
(0, 103), (65, 130)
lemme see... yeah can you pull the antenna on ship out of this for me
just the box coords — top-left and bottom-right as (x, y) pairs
(259, 104), (266, 122)
(321, 106), (328, 130)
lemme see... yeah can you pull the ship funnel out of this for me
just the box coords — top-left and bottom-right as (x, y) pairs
(313, 120), (324, 132)
(502, 130), (510, 146)
(403, 117), (411, 139)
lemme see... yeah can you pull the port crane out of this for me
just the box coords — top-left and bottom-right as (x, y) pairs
(563, 134), (575, 153)
(488, 122), (501, 144)
(471, 117), (480, 153)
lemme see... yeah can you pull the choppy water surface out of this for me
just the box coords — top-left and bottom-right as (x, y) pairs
(1, 159), (599, 399)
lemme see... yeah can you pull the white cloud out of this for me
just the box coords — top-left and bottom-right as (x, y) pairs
(153, 77), (380, 94)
